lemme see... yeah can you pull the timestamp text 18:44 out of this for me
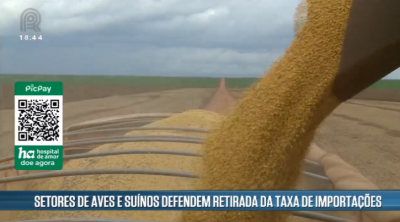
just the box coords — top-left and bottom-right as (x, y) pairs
(19, 35), (43, 41)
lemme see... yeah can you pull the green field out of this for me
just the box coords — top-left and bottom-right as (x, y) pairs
(0, 74), (221, 88)
(0, 74), (399, 90)
(227, 78), (400, 90)
(368, 79), (400, 90)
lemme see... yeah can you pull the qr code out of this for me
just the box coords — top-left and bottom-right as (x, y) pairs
(17, 99), (60, 142)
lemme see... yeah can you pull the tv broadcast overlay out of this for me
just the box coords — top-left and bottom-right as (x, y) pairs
(0, 191), (398, 211)
(14, 82), (64, 170)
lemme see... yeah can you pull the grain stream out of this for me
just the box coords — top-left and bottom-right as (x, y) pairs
(180, 1), (352, 222)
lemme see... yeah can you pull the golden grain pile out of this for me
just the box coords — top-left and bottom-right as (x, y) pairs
(9, 110), (224, 222)
(180, 0), (353, 222)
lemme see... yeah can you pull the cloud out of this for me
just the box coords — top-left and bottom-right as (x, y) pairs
(0, 0), (399, 79)
(1, 0), (297, 36)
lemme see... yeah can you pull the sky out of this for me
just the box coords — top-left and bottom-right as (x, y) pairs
(0, 0), (399, 79)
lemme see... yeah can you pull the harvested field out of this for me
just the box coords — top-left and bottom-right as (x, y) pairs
(229, 88), (400, 103)
(1, 79), (399, 186)
(0, 76), (399, 221)
(0, 83), (182, 109)
(353, 88), (400, 102)
(315, 100), (400, 189)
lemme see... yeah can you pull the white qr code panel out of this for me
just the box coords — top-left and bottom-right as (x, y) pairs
(14, 96), (63, 145)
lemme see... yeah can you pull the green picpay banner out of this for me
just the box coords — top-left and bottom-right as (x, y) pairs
(14, 82), (64, 170)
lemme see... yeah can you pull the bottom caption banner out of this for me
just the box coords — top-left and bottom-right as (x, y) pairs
(0, 191), (398, 211)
